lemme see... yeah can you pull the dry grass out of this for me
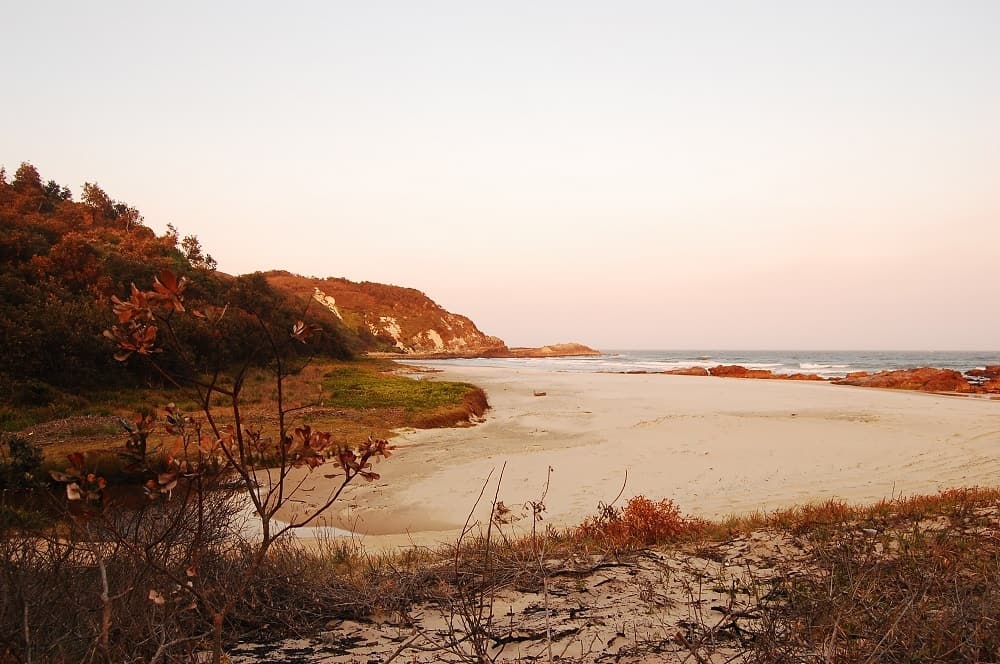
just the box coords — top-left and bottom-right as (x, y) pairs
(3, 487), (999, 662)
(744, 493), (1000, 663)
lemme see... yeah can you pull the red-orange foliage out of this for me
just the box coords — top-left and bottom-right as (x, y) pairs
(577, 496), (705, 549)
(1, 163), (358, 394)
(91, 269), (393, 663)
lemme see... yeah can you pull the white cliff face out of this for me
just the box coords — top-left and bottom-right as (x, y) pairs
(303, 279), (506, 354)
(377, 316), (410, 352)
(312, 288), (344, 321)
(423, 329), (445, 351)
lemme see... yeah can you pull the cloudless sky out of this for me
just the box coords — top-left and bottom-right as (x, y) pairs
(3, 1), (998, 349)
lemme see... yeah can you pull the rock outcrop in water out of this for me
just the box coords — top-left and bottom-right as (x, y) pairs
(832, 368), (974, 393)
(652, 364), (1000, 394)
(965, 365), (1000, 393)
(664, 367), (711, 376)
(965, 365), (1000, 380)
(500, 343), (600, 358)
(706, 365), (825, 381)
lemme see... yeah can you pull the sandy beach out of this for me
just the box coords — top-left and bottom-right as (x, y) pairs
(276, 365), (1000, 549)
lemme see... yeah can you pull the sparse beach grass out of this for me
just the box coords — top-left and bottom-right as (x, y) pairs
(4, 487), (998, 662)
(238, 487), (1000, 662)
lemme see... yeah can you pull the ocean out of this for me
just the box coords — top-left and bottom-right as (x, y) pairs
(412, 350), (1000, 379)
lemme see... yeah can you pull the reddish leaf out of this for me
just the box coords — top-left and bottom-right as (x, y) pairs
(154, 269), (178, 293)
(290, 320), (314, 343)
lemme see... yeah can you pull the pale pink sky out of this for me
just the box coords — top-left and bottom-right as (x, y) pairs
(3, 2), (998, 349)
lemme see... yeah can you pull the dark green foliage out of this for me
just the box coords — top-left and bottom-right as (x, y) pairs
(0, 434), (43, 489)
(225, 272), (354, 361)
(0, 161), (356, 394)
(9, 379), (55, 407)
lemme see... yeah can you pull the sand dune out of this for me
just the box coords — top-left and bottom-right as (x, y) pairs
(276, 366), (1000, 550)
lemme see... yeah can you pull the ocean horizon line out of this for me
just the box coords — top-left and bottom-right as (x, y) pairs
(415, 349), (1000, 380)
(595, 347), (1000, 354)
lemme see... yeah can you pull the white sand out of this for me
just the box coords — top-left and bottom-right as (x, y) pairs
(277, 366), (1000, 550)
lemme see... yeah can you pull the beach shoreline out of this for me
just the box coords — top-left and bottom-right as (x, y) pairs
(276, 365), (1000, 550)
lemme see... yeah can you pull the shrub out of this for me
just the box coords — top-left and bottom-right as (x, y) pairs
(577, 495), (705, 550)
(9, 379), (55, 407)
(0, 434), (43, 489)
(30, 269), (393, 664)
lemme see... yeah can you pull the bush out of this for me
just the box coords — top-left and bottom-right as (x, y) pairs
(31, 269), (393, 663)
(577, 495), (706, 550)
(9, 379), (55, 407)
(0, 434), (43, 489)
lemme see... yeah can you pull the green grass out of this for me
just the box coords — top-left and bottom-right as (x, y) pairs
(5, 359), (488, 464)
(321, 366), (479, 412)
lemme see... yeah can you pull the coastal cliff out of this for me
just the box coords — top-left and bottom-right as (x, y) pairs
(264, 271), (598, 358)
(265, 272), (506, 355)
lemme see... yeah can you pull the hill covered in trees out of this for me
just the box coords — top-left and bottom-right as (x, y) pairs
(0, 160), (591, 428)
(267, 271), (508, 355)
(0, 162), (361, 413)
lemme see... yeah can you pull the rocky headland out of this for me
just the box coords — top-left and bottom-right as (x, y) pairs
(264, 271), (599, 360)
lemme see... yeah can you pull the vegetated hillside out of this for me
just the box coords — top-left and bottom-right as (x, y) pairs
(266, 271), (508, 355)
(0, 162), (357, 408)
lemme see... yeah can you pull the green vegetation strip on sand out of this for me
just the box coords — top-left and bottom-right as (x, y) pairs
(322, 367), (478, 411)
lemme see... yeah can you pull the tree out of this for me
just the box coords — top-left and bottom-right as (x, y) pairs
(81, 181), (114, 217)
(43, 179), (72, 202)
(164, 223), (179, 248)
(12, 162), (42, 192)
(112, 201), (142, 231)
(71, 269), (392, 663)
(181, 233), (217, 271)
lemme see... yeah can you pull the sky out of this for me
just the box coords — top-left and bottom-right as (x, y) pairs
(3, 1), (998, 350)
